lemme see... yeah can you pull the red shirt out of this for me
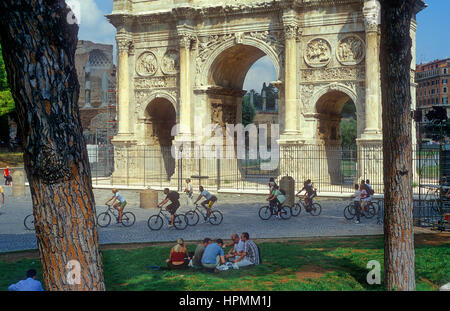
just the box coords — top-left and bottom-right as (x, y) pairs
(170, 246), (188, 264)
(4, 169), (9, 177)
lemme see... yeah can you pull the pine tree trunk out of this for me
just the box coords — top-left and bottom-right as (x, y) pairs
(0, 0), (105, 290)
(380, 0), (417, 291)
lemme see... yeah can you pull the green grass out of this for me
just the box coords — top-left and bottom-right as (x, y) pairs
(1, 236), (448, 291)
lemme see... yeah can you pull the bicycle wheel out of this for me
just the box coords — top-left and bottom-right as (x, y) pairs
(24, 214), (35, 230)
(174, 214), (188, 230)
(185, 210), (199, 226)
(258, 206), (272, 220)
(121, 212), (136, 227)
(344, 205), (355, 220)
(148, 215), (163, 230)
(280, 206), (292, 219)
(97, 212), (111, 228)
(309, 203), (322, 216)
(291, 203), (301, 216)
(209, 210), (223, 225)
(365, 204), (376, 219)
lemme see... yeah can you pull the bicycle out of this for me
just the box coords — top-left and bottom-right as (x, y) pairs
(97, 204), (136, 227)
(258, 203), (292, 220)
(291, 195), (322, 216)
(24, 213), (35, 230)
(147, 206), (188, 230)
(343, 201), (376, 220)
(185, 204), (223, 226)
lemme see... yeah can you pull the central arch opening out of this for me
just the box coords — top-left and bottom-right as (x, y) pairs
(207, 44), (279, 184)
(315, 90), (358, 187)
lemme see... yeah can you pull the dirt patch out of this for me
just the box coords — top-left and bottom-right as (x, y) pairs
(295, 265), (332, 281)
(415, 233), (450, 246)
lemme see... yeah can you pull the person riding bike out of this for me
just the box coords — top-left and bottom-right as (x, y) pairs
(266, 185), (286, 219)
(296, 179), (316, 211)
(193, 186), (217, 222)
(105, 188), (127, 223)
(158, 188), (181, 228)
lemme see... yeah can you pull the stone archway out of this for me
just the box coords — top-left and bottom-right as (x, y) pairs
(313, 86), (360, 186)
(144, 98), (176, 147)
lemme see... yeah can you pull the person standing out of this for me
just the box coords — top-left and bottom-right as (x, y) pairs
(184, 178), (193, 205)
(8, 269), (44, 291)
(158, 188), (181, 228)
(351, 184), (362, 224)
(3, 166), (11, 186)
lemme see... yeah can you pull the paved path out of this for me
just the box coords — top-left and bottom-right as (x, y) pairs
(0, 188), (382, 253)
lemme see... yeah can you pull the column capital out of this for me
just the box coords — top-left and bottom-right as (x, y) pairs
(363, 0), (381, 33)
(177, 24), (196, 49)
(282, 15), (301, 41)
(116, 32), (133, 53)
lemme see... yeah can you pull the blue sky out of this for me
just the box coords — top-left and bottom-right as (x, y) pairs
(76, 0), (449, 91)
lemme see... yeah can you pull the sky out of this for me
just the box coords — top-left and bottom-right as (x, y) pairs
(76, 0), (449, 91)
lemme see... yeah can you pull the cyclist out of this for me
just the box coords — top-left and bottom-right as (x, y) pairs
(266, 185), (286, 218)
(296, 179), (316, 212)
(350, 184), (362, 224)
(268, 177), (277, 195)
(158, 188), (181, 228)
(193, 186), (217, 222)
(105, 188), (127, 223)
(365, 179), (375, 201)
(359, 180), (369, 216)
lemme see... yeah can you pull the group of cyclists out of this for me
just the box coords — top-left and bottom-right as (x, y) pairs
(104, 176), (377, 227)
(266, 177), (318, 218)
(105, 178), (218, 227)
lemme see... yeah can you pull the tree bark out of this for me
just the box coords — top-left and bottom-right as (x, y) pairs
(380, 0), (417, 291)
(0, 0), (105, 290)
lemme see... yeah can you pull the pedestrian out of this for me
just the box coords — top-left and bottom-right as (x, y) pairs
(351, 184), (362, 224)
(8, 269), (44, 291)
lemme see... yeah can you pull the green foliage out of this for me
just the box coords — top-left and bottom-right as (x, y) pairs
(341, 100), (356, 118)
(340, 118), (357, 148)
(242, 93), (256, 126)
(0, 45), (15, 118)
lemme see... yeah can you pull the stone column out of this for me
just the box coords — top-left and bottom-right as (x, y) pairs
(176, 25), (195, 141)
(115, 32), (133, 138)
(361, 0), (382, 139)
(280, 16), (301, 143)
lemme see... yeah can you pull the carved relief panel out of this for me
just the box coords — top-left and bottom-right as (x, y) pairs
(336, 36), (365, 66)
(136, 51), (158, 77)
(304, 38), (332, 68)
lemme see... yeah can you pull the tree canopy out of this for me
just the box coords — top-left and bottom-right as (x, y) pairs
(0, 45), (14, 116)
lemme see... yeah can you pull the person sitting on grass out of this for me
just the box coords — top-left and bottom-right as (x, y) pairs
(158, 188), (181, 228)
(8, 269), (44, 291)
(232, 232), (260, 268)
(201, 238), (225, 270)
(166, 238), (190, 270)
(224, 233), (245, 262)
(105, 188), (127, 224)
(193, 186), (217, 222)
(189, 237), (212, 268)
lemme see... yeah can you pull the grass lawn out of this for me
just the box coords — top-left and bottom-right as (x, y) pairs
(0, 152), (23, 167)
(0, 234), (448, 291)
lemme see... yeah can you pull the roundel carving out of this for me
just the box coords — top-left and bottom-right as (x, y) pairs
(161, 50), (179, 75)
(336, 36), (365, 65)
(304, 38), (332, 68)
(136, 51), (158, 76)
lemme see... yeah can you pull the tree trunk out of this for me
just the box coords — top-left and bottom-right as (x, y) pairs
(0, 0), (105, 290)
(380, 0), (417, 291)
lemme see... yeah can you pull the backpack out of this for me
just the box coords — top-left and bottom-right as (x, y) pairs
(171, 191), (180, 200)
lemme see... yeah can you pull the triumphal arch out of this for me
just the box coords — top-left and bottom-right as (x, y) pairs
(107, 0), (422, 191)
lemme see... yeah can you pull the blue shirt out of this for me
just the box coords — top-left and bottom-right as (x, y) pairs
(115, 192), (125, 203)
(201, 243), (224, 264)
(201, 190), (212, 200)
(8, 278), (44, 291)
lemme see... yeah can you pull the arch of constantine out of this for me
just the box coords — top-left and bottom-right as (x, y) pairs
(106, 0), (424, 192)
